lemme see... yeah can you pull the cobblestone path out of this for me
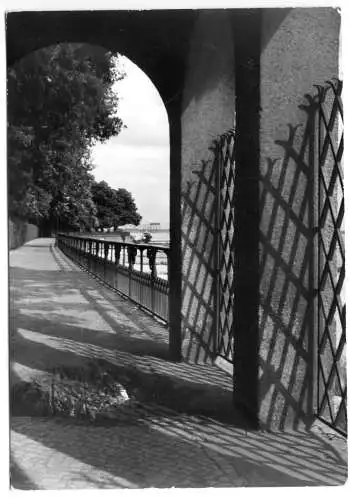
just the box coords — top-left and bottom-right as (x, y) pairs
(9, 239), (348, 489)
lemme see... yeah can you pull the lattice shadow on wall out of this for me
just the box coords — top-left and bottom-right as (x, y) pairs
(258, 92), (319, 430)
(258, 81), (346, 433)
(180, 153), (219, 364)
(179, 84), (346, 434)
(180, 130), (236, 368)
(180, 100), (318, 427)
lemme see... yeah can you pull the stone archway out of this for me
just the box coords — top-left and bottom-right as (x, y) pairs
(7, 7), (342, 431)
(6, 10), (196, 360)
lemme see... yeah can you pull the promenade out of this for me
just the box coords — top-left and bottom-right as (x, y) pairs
(9, 239), (347, 489)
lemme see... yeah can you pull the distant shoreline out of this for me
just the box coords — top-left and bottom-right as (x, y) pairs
(74, 229), (170, 247)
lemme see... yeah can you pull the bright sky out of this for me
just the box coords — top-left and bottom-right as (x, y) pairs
(91, 56), (170, 227)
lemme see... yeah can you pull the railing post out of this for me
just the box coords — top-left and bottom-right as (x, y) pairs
(88, 239), (92, 271)
(147, 247), (157, 314)
(96, 241), (100, 259)
(128, 245), (137, 298)
(140, 249), (144, 273)
(164, 249), (170, 283)
(82, 239), (85, 261)
(139, 248), (144, 304)
(104, 242), (109, 280)
(122, 244), (126, 267)
(114, 243), (121, 289)
(165, 248), (170, 322)
(147, 248), (157, 279)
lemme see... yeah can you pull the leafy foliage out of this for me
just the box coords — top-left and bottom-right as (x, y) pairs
(8, 43), (125, 232)
(92, 181), (142, 229)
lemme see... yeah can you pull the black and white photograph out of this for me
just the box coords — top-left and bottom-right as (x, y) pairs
(3, 0), (348, 491)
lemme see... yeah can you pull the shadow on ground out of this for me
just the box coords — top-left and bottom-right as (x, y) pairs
(9, 240), (348, 488)
(10, 250), (241, 425)
(10, 459), (38, 490)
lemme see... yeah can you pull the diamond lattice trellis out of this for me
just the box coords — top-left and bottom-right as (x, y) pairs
(216, 131), (236, 363)
(316, 79), (346, 436)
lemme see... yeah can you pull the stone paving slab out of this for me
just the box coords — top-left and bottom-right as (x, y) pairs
(9, 238), (348, 489)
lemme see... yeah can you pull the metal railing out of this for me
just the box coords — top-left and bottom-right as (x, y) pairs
(215, 129), (236, 364)
(314, 79), (346, 436)
(57, 233), (170, 324)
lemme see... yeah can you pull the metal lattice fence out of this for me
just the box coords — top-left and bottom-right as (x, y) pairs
(315, 79), (346, 436)
(215, 130), (236, 363)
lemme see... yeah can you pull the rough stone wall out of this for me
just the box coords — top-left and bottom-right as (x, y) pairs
(9, 217), (39, 250)
(180, 11), (235, 363)
(258, 7), (340, 429)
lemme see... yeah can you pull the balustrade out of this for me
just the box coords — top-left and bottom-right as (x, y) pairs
(56, 233), (169, 323)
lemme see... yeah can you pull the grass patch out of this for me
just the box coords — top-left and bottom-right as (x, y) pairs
(11, 361), (131, 423)
(11, 359), (240, 425)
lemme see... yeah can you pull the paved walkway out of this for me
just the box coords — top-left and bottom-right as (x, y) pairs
(9, 239), (348, 489)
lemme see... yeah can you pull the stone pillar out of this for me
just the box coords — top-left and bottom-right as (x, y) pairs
(258, 7), (340, 429)
(180, 10), (236, 364)
(231, 9), (261, 427)
(167, 96), (183, 361)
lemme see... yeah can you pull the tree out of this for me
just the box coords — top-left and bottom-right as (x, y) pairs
(7, 43), (124, 232)
(91, 181), (142, 229)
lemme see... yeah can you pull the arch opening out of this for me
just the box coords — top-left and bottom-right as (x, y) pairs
(8, 42), (173, 319)
(8, 43), (170, 238)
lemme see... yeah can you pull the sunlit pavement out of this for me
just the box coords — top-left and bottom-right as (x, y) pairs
(9, 239), (348, 489)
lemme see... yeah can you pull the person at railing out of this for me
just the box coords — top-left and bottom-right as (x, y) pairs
(133, 231), (153, 244)
(142, 232), (152, 243)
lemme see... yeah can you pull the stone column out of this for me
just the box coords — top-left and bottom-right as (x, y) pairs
(180, 10), (236, 364)
(257, 7), (340, 429)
